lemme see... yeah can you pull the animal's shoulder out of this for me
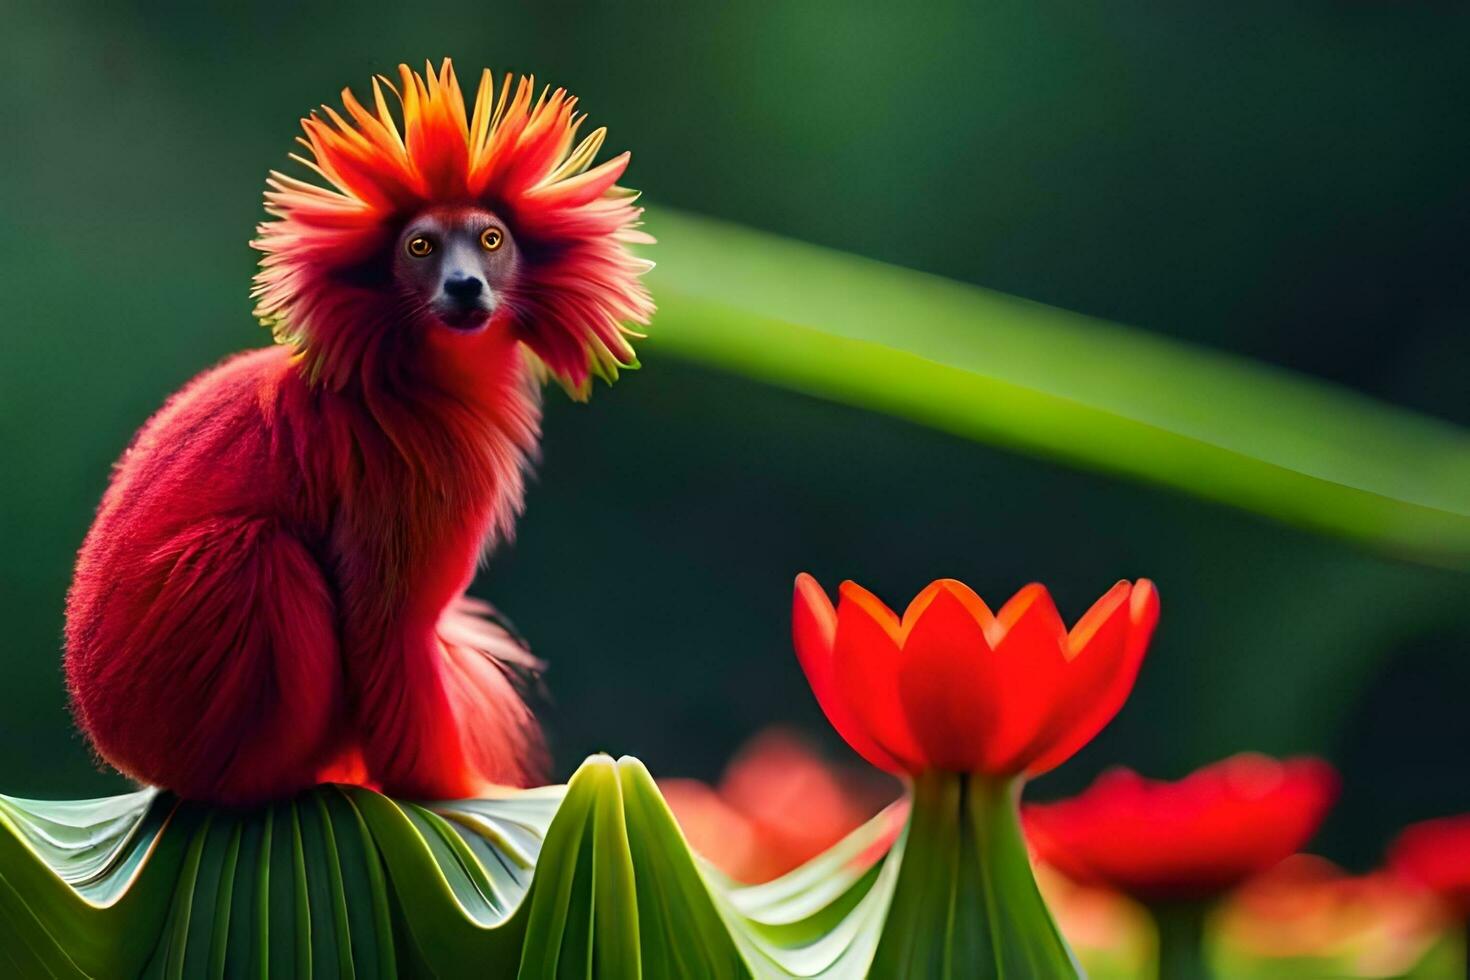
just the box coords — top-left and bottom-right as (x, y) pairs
(112, 345), (298, 486)
(136, 346), (290, 438)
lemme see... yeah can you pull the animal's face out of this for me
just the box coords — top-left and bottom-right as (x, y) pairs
(392, 206), (521, 332)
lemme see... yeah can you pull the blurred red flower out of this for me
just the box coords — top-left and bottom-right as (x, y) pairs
(1024, 753), (1339, 902)
(1215, 855), (1450, 977)
(660, 727), (900, 883)
(1033, 862), (1155, 978)
(791, 574), (1159, 777)
(1388, 814), (1470, 917)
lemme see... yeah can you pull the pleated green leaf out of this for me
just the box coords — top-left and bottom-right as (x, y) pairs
(0, 760), (1457, 978)
(643, 208), (1470, 568)
(0, 759), (905, 979)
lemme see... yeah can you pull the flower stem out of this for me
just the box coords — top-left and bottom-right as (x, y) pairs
(870, 771), (1080, 978)
(1150, 899), (1214, 980)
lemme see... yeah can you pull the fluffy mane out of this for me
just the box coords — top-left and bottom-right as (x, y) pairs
(251, 59), (654, 395)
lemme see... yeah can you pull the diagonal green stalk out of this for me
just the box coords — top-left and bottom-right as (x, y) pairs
(870, 771), (1079, 979)
(643, 207), (1470, 567)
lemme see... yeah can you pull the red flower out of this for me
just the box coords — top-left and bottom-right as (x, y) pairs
(1024, 754), (1340, 902)
(792, 574), (1159, 777)
(1215, 855), (1450, 976)
(1033, 863), (1154, 977)
(1388, 814), (1470, 917)
(660, 728), (900, 882)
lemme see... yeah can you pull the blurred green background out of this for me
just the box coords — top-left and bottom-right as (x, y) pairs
(2, 1), (1467, 873)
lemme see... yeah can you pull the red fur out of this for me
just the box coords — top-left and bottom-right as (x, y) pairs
(63, 61), (652, 804)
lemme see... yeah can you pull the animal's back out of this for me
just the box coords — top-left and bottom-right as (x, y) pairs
(89, 345), (297, 535)
(67, 346), (300, 650)
(65, 345), (345, 803)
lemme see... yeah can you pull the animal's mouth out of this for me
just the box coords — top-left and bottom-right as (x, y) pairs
(433, 303), (493, 332)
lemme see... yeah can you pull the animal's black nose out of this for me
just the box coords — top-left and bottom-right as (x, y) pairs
(444, 275), (484, 302)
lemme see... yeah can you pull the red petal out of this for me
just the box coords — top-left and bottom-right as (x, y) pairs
(975, 585), (1070, 773)
(1390, 814), (1470, 913)
(1066, 580), (1133, 656)
(832, 582), (926, 772)
(659, 778), (763, 881)
(1125, 579), (1161, 660)
(989, 583), (1066, 647)
(895, 581), (998, 771)
(1024, 754), (1337, 900)
(899, 577), (995, 639)
(1024, 581), (1153, 775)
(792, 575), (905, 773)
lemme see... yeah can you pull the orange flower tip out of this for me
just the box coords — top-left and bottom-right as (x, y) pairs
(1129, 578), (1160, 621)
(983, 582), (1059, 645)
(899, 578), (996, 641)
(836, 580), (902, 634)
(792, 574), (836, 632)
(835, 580), (874, 609)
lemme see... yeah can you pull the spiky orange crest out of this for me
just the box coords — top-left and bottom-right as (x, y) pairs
(252, 59), (654, 394)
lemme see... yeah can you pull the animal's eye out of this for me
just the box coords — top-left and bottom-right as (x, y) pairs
(405, 236), (434, 258)
(480, 227), (504, 252)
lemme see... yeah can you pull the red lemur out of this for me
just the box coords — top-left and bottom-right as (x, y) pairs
(64, 60), (653, 804)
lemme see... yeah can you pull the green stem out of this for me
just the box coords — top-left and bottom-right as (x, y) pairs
(870, 771), (1080, 979)
(1150, 899), (1214, 980)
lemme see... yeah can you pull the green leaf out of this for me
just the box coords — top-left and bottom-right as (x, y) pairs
(643, 208), (1470, 567)
(0, 759), (1090, 978)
